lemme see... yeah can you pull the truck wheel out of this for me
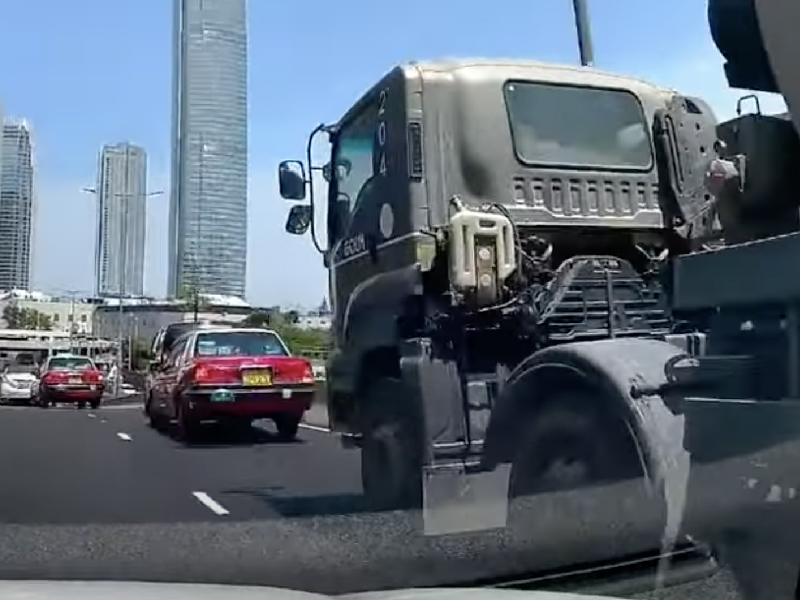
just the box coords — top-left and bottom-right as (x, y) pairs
(274, 414), (300, 440)
(360, 376), (423, 512)
(509, 390), (642, 498)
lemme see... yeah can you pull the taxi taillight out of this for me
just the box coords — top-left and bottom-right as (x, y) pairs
(192, 364), (238, 385)
(300, 363), (315, 384)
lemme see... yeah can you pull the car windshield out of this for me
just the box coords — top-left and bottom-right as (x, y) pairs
(47, 357), (93, 370)
(4, 364), (37, 375)
(194, 331), (289, 357)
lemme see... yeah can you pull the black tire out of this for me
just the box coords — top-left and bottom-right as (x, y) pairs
(77, 402), (86, 410)
(509, 390), (642, 499)
(176, 400), (202, 443)
(89, 399), (101, 410)
(145, 394), (160, 429)
(359, 376), (423, 512)
(274, 414), (300, 440)
(38, 393), (50, 409)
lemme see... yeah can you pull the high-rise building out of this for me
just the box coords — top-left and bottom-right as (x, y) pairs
(0, 118), (34, 291)
(168, 0), (248, 300)
(95, 143), (148, 297)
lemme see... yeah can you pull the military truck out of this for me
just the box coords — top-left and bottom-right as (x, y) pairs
(278, 0), (800, 534)
(276, 48), (725, 511)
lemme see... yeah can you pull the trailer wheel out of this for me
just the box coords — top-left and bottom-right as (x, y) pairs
(360, 376), (423, 512)
(509, 390), (641, 498)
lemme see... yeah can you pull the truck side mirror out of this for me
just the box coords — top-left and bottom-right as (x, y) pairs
(278, 160), (307, 200)
(285, 204), (312, 235)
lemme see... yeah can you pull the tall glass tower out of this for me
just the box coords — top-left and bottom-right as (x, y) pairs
(168, 0), (248, 300)
(0, 119), (34, 292)
(95, 143), (148, 298)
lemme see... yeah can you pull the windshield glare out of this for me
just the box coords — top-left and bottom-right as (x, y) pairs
(194, 331), (289, 357)
(504, 81), (652, 169)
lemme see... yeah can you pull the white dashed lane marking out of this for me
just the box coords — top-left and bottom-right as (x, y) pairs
(116, 432), (132, 441)
(192, 491), (230, 515)
(299, 423), (330, 433)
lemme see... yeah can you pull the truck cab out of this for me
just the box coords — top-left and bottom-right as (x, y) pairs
(279, 58), (715, 445)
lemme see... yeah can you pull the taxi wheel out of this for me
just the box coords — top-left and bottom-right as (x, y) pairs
(145, 394), (160, 428)
(274, 414), (300, 440)
(176, 401), (202, 443)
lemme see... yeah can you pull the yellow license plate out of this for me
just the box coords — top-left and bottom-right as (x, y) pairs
(69, 377), (82, 385)
(242, 370), (272, 387)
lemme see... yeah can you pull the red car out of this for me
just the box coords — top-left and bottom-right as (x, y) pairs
(35, 354), (105, 409)
(146, 327), (316, 441)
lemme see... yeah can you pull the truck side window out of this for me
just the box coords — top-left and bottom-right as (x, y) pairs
(328, 100), (380, 242)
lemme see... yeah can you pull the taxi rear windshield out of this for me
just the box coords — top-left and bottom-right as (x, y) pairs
(504, 81), (652, 170)
(49, 357), (93, 370)
(194, 331), (289, 357)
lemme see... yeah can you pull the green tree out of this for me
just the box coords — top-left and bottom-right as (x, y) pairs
(240, 310), (330, 358)
(3, 304), (52, 330)
(3, 303), (21, 328)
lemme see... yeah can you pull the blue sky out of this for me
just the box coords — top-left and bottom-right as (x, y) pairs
(0, 0), (785, 307)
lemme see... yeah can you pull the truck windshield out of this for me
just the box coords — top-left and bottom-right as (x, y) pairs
(504, 81), (651, 170)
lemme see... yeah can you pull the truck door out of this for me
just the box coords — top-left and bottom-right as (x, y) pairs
(326, 87), (405, 342)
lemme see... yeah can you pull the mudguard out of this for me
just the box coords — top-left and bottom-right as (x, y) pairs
(327, 265), (423, 396)
(483, 337), (688, 491)
(483, 337), (800, 595)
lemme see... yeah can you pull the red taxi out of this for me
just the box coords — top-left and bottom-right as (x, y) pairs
(146, 327), (317, 441)
(35, 354), (105, 409)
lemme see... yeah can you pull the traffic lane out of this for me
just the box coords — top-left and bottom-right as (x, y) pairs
(0, 406), (750, 598)
(0, 405), (224, 524)
(0, 405), (360, 524)
(0, 405), (776, 597)
(94, 406), (363, 520)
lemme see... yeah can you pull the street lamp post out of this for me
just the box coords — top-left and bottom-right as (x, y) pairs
(82, 164), (163, 397)
(571, 0), (594, 67)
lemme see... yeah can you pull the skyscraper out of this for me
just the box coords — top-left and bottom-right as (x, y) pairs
(168, 0), (248, 300)
(0, 118), (34, 291)
(95, 143), (148, 297)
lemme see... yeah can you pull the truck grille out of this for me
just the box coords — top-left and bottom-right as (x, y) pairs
(537, 256), (670, 342)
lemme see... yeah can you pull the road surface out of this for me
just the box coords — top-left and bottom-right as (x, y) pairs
(0, 400), (356, 524)
(0, 400), (785, 599)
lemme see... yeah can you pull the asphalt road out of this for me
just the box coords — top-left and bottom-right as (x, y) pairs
(0, 400), (359, 525)
(0, 399), (791, 599)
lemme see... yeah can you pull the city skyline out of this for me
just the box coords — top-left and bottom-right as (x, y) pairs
(0, 1), (789, 307)
(0, 118), (34, 292)
(94, 142), (148, 298)
(167, 0), (249, 300)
